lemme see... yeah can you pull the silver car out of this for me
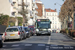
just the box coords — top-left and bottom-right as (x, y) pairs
(4, 27), (23, 41)
(20, 26), (26, 39)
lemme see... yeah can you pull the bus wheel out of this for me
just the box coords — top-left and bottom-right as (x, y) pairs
(36, 34), (39, 36)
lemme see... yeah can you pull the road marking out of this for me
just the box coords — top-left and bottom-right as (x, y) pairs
(50, 44), (58, 46)
(45, 47), (49, 50)
(38, 44), (45, 46)
(64, 45), (71, 47)
(25, 44), (32, 46)
(12, 44), (19, 47)
(47, 36), (51, 44)
(3, 45), (6, 47)
(46, 46), (49, 48)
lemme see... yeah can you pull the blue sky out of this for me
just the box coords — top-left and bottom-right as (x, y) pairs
(34, 0), (65, 14)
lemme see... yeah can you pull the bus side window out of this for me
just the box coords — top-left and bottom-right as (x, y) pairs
(37, 23), (39, 28)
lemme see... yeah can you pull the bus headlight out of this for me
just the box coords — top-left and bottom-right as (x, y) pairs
(48, 29), (52, 32)
(36, 29), (39, 32)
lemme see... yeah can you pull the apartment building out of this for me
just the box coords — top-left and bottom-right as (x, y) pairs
(18, 0), (35, 25)
(45, 9), (61, 32)
(32, 2), (38, 23)
(11, 0), (18, 17)
(35, 0), (45, 19)
(0, 0), (11, 15)
(0, 0), (19, 17)
(0, 0), (39, 26)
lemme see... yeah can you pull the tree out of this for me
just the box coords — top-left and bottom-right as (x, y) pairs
(9, 17), (15, 26)
(0, 14), (9, 26)
(9, 17), (23, 26)
(17, 17), (23, 26)
(59, 0), (75, 29)
(19, 0), (28, 26)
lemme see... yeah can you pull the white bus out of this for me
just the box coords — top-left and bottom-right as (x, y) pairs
(35, 19), (52, 36)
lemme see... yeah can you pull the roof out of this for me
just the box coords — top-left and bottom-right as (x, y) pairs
(45, 9), (56, 12)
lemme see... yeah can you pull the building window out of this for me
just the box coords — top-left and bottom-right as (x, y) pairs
(52, 13), (54, 16)
(53, 17), (54, 20)
(12, 12), (16, 16)
(55, 22), (57, 24)
(47, 13), (48, 16)
(49, 13), (51, 16)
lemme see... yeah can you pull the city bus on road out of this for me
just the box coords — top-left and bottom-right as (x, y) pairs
(35, 19), (51, 36)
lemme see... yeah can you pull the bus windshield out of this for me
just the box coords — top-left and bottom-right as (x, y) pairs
(37, 22), (50, 29)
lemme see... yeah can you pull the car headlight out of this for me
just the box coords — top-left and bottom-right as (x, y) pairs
(0, 35), (2, 40)
(36, 29), (39, 32)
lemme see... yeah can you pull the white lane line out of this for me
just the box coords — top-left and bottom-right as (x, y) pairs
(12, 44), (19, 47)
(50, 45), (58, 46)
(64, 45), (71, 47)
(38, 44), (45, 46)
(46, 46), (49, 48)
(25, 44), (32, 46)
(45, 47), (49, 50)
(47, 36), (51, 44)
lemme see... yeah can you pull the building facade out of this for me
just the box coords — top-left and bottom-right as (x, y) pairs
(45, 9), (61, 32)
(0, 0), (11, 15)
(35, 0), (45, 19)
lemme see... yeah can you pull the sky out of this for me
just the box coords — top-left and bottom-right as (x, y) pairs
(33, 0), (65, 14)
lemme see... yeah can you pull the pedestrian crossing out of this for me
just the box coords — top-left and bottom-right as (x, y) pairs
(1, 44), (75, 50)
(3, 43), (74, 48)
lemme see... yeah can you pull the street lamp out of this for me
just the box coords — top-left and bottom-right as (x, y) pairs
(54, 2), (62, 6)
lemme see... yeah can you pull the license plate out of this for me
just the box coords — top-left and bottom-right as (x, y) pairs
(10, 34), (15, 36)
(42, 33), (45, 34)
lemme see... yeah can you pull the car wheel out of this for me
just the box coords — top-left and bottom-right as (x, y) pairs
(0, 42), (3, 48)
(0, 44), (3, 48)
(36, 34), (40, 36)
(47, 34), (51, 36)
(32, 34), (33, 36)
(28, 34), (30, 38)
(24, 35), (26, 39)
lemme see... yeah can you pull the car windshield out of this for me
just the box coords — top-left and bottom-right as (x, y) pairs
(24, 28), (28, 31)
(30, 28), (34, 31)
(6, 28), (18, 32)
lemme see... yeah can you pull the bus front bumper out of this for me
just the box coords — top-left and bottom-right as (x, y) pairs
(36, 31), (51, 35)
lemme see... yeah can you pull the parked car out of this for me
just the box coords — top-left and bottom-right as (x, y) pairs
(13, 26), (26, 39)
(4, 26), (24, 41)
(20, 26), (26, 39)
(0, 34), (3, 48)
(28, 25), (35, 36)
(24, 27), (31, 38)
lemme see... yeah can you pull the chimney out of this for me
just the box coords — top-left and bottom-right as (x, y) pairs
(55, 9), (56, 11)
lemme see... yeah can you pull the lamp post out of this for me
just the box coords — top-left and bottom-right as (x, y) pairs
(54, 2), (62, 6)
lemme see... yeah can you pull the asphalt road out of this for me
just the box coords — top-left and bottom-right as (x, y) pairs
(0, 33), (75, 50)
